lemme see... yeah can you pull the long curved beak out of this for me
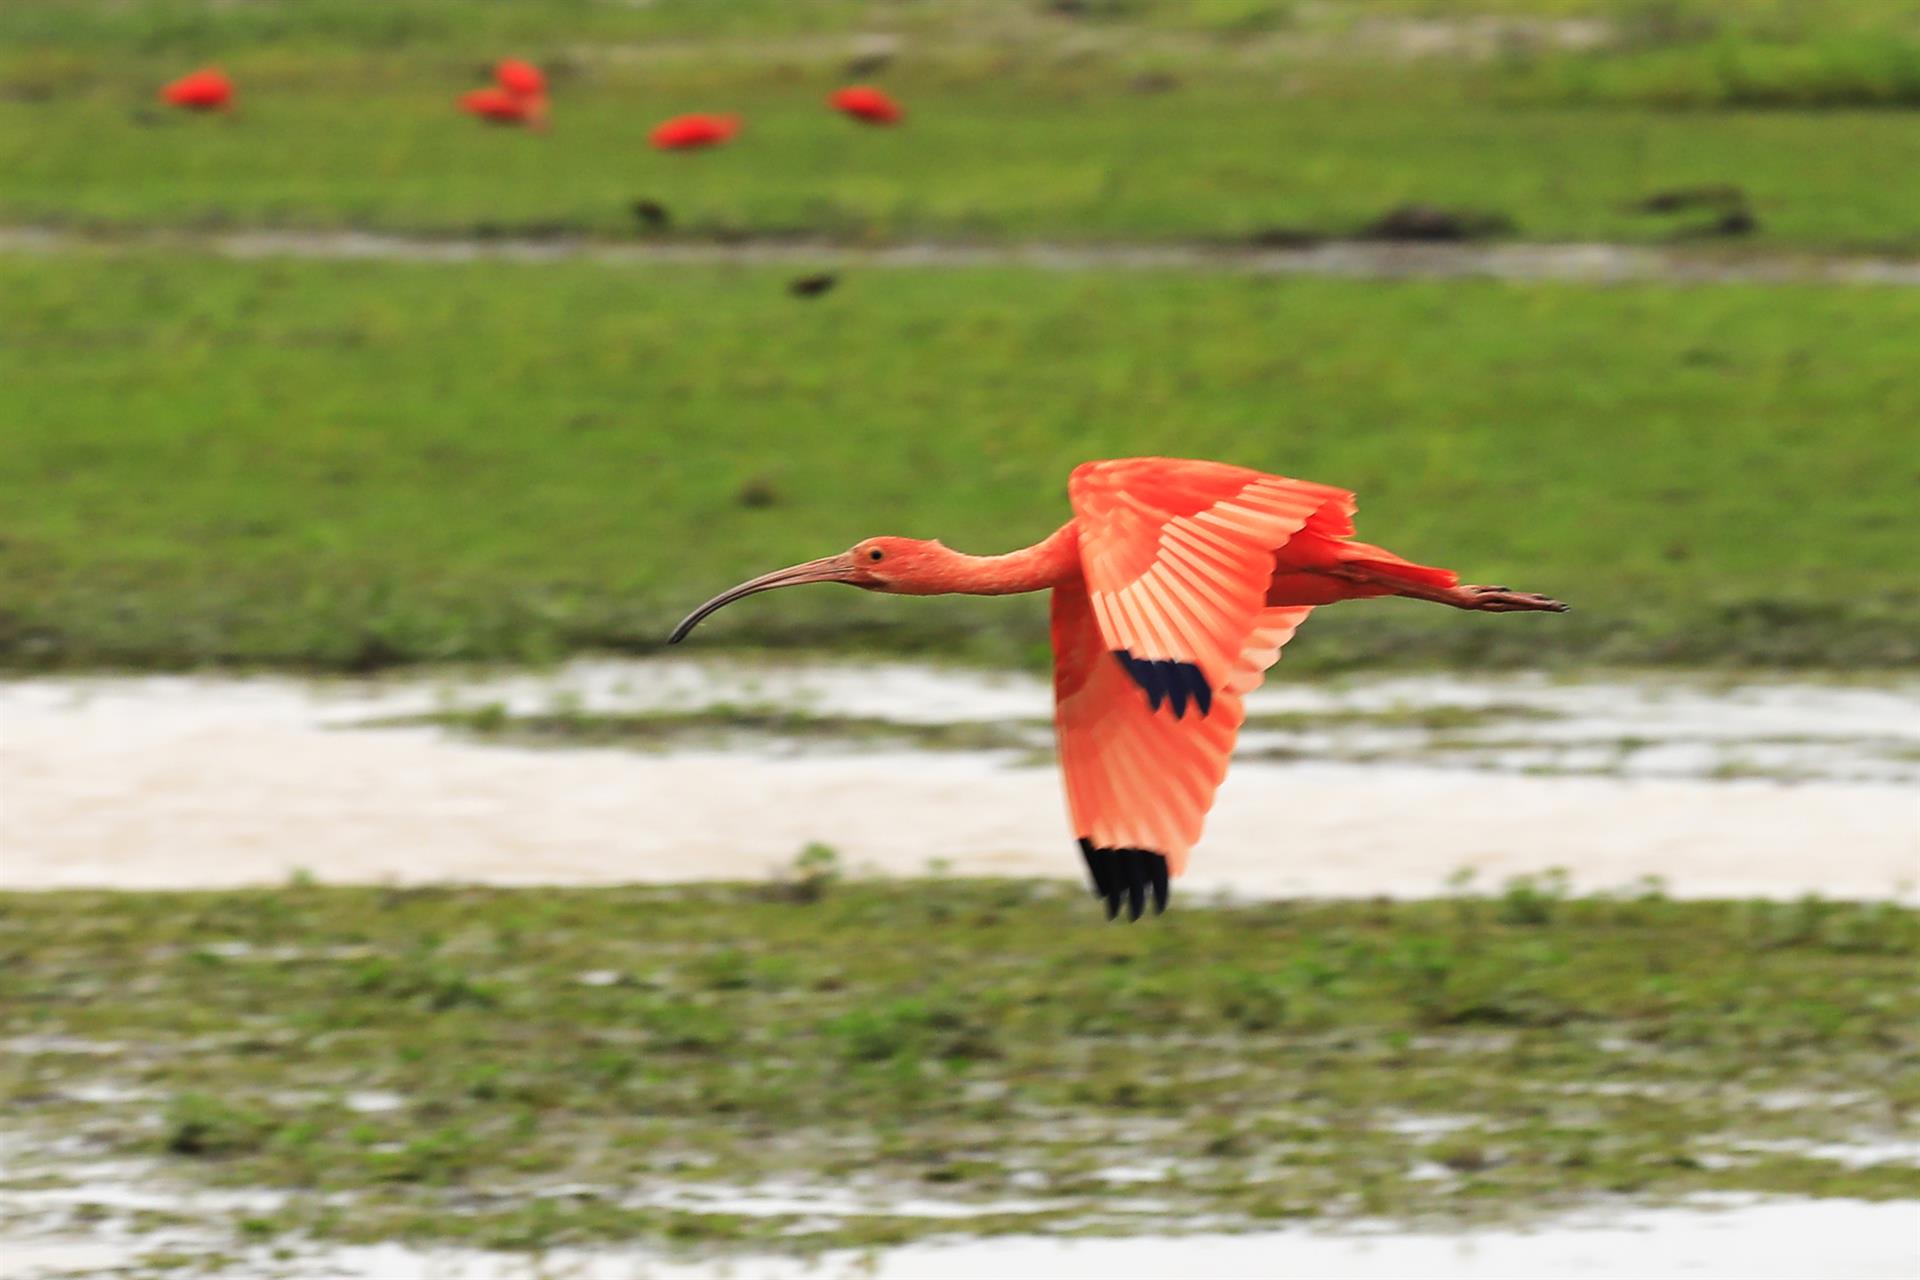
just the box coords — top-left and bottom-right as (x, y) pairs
(667, 553), (858, 644)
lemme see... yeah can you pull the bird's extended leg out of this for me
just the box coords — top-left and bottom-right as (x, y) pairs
(1327, 564), (1568, 613)
(1446, 583), (1571, 612)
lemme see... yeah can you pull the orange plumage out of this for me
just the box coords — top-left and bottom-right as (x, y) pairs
(494, 59), (546, 100)
(459, 87), (546, 129)
(669, 457), (1566, 920)
(650, 113), (741, 150)
(160, 68), (233, 111)
(829, 85), (904, 124)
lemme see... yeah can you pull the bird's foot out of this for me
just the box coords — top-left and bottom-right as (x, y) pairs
(1457, 584), (1569, 613)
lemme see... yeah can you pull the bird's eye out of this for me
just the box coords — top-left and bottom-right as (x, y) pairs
(868, 549), (884, 562)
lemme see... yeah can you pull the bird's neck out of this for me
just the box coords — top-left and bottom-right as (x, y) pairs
(927, 522), (1081, 596)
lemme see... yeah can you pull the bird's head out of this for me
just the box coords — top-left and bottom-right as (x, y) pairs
(667, 536), (948, 643)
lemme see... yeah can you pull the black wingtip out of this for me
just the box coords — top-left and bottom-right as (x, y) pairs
(1186, 665), (1213, 718)
(1110, 650), (1209, 720)
(1078, 842), (1173, 922)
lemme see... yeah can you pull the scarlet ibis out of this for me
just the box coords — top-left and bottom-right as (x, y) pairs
(650, 113), (741, 150)
(160, 68), (233, 112)
(494, 59), (546, 99)
(829, 85), (902, 124)
(459, 87), (545, 129)
(670, 457), (1566, 921)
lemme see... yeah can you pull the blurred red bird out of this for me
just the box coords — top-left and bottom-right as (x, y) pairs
(494, 59), (546, 99)
(650, 114), (741, 150)
(160, 69), (233, 112)
(670, 457), (1567, 921)
(829, 85), (902, 124)
(459, 88), (546, 129)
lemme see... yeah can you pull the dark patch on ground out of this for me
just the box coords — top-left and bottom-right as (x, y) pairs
(1631, 184), (1749, 214)
(1677, 208), (1760, 239)
(1628, 185), (1759, 239)
(630, 199), (671, 232)
(788, 272), (839, 298)
(1361, 204), (1515, 242)
(736, 474), (781, 508)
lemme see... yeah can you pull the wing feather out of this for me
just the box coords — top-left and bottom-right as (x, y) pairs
(1069, 457), (1349, 703)
(1050, 458), (1349, 888)
(1053, 589), (1308, 874)
(1053, 582), (1311, 871)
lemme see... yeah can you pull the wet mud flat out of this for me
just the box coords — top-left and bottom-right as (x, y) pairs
(4, 660), (1915, 1278)
(2, 880), (1916, 1279)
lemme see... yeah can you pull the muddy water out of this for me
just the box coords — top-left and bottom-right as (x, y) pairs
(5, 1197), (1917, 1279)
(3, 661), (1914, 899)
(7, 225), (1920, 287)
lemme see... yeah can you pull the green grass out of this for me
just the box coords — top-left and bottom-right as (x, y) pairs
(2, 252), (1916, 672)
(1, 878), (1915, 1251)
(5, 65), (1920, 251)
(6, 1), (1920, 250)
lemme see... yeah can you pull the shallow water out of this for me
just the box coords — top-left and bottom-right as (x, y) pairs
(3, 660), (1914, 900)
(8, 225), (1920, 288)
(7, 659), (1915, 781)
(4, 1196), (1916, 1279)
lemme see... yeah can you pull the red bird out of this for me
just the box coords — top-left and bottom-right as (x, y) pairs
(670, 457), (1567, 921)
(494, 59), (546, 99)
(459, 88), (546, 129)
(160, 69), (233, 112)
(650, 114), (741, 150)
(829, 85), (902, 125)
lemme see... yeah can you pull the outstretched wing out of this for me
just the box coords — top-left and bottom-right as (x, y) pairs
(1052, 580), (1310, 916)
(1051, 457), (1351, 917)
(1068, 457), (1352, 713)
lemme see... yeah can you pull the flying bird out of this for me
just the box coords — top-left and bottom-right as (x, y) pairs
(650, 113), (742, 150)
(669, 457), (1566, 921)
(829, 85), (903, 124)
(160, 68), (233, 112)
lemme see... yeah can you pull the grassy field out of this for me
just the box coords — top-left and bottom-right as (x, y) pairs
(3, 251), (1916, 672)
(4, 71), (1918, 250)
(3, 10), (1914, 1273)
(4, 0), (1915, 676)
(2, 877), (1915, 1252)
(5, 3), (1920, 249)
